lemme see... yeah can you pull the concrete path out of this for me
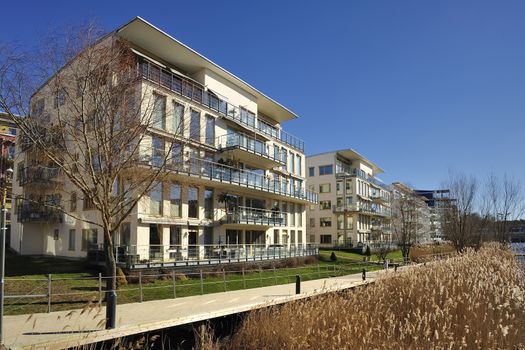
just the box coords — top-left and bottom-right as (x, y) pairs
(4, 269), (386, 350)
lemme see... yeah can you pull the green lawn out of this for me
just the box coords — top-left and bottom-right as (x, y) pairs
(319, 249), (403, 263)
(3, 252), (382, 315)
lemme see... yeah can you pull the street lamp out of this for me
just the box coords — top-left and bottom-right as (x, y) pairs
(0, 167), (13, 344)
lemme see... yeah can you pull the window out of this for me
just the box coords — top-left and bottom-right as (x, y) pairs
(150, 182), (162, 215)
(152, 94), (166, 129)
(289, 151), (294, 173)
(172, 142), (182, 165)
(346, 180), (353, 193)
(281, 148), (287, 171)
(120, 223), (131, 246)
(298, 230), (303, 244)
(290, 230), (296, 244)
(169, 183), (181, 217)
(205, 115), (215, 145)
(81, 229), (98, 251)
(347, 216), (354, 230)
(68, 229), (76, 251)
(273, 229), (280, 244)
(320, 235), (332, 244)
(319, 184), (331, 193)
(190, 110), (200, 141)
(172, 101), (184, 134)
(204, 188), (213, 219)
(296, 155), (302, 176)
(240, 108), (255, 127)
(309, 218), (315, 227)
(319, 200), (331, 210)
(170, 226), (181, 247)
(290, 203), (295, 226)
(309, 234), (316, 243)
(31, 98), (45, 118)
(320, 217), (332, 227)
(70, 192), (77, 212)
(298, 205), (303, 226)
(83, 195), (95, 210)
(308, 167), (314, 177)
(55, 90), (65, 108)
(151, 136), (165, 167)
(337, 215), (344, 230)
(188, 186), (198, 218)
(319, 165), (333, 175)
(336, 181), (343, 195)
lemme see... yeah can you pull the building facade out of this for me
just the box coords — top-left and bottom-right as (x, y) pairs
(10, 18), (318, 264)
(414, 189), (451, 242)
(0, 113), (16, 247)
(392, 183), (432, 244)
(306, 149), (391, 247)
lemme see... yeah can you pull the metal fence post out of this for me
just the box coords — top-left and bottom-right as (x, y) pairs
(222, 269), (226, 292)
(172, 270), (176, 298)
(362, 268), (366, 281)
(242, 267), (246, 289)
(47, 274), (52, 313)
(295, 274), (301, 294)
(200, 270), (204, 295)
(98, 273), (102, 307)
(139, 271), (143, 302)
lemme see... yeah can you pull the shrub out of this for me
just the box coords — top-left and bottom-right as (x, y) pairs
(330, 252), (337, 262)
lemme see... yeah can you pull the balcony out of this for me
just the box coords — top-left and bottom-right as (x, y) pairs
(216, 132), (285, 169)
(336, 169), (389, 191)
(222, 206), (285, 227)
(370, 192), (390, 203)
(16, 203), (63, 224)
(333, 204), (390, 217)
(18, 166), (62, 187)
(139, 58), (305, 152)
(138, 155), (318, 203)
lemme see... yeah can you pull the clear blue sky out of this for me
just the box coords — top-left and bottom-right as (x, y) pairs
(2, 0), (524, 189)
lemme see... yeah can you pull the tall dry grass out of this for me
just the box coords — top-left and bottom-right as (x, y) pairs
(204, 244), (525, 349)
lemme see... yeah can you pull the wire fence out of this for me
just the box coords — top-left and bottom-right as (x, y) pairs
(4, 259), (399, 315)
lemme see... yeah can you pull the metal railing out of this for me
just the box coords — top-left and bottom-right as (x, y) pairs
(216, 132), (285, 165)
(332, 204), (390, 217)
(16, 203), (63, 224)
(18, 166), (62, 186)
(89, 243), (318, 268)
(336, 169), (389, 190)
(139, 58), (305, 152)
(223, 206), (285, 226)
(139, 155), (318, 203)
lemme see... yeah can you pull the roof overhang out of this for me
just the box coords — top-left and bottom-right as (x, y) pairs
(336, 149), (384, 174)
(115, 17), (298, 123)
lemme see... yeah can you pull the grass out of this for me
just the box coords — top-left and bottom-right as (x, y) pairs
(203, 244), (525, 349)
(319, 248), (403, 263)
(4, 251), (382, 316)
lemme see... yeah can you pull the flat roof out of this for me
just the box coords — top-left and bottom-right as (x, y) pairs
(115, 17), (298, 123)
(307, 149), (384, 174)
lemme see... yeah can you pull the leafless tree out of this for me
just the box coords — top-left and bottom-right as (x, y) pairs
(483, 173), (524, 243)
(442, 173), (485, 252)
(0, 24), (194, 328)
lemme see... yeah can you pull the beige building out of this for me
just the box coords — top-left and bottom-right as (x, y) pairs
(306, 149), (391, 247)
(10, 17), (318, 265)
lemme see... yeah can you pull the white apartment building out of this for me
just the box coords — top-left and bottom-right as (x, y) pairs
(392, 183), (432, 244)
(306, 149), (391, 247)
(10, 17), (318, 266)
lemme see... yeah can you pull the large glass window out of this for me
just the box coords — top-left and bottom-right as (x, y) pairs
(151, 136), (165, 167)
(346, 180), (353, 193)
(188, 186), (198, 218)
(170, 226), (181, 247)
(120, 223), (131, 246)
(81, 229), (98, 251)
(68, 229), (76, 251)
(289, 151), (294, 173)
(171, 142), (182, 166)
(190, 110), (200, 141)
(320, 200), (332, 210)
(150, 182), (162, 215)
(296, 155), (302, 176)
(319, 183), (331, 193)
(290, 203), (295, 226)
(153, 94), (166, 129)
(320, 217), (332, 227)
(205, 115), (215, 145)
(170, 183), (181, 217)
(204, 188), (213, 219)
(309, 167), (314, 177)
(319, 165), (333, 175)
(320, 235), (332, 244)
(172, 101), (184, 134)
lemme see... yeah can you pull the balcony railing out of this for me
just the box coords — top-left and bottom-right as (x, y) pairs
(18, 166), (62, 186)
(336, 169), (389, 190)
(216, 132), (285, 165)
(333, 204), (390, 217)
(139, 154), (319, 203)
(223, 206), (285, 226)
(16, 204), (63, 224)
(370, 192), (390, 202)
(139, 58), (305, 152)
(89, 243), (319, 268)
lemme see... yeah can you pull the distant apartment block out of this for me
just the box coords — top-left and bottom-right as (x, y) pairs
(392, 183), (432, 244)
(306, 149), (391, 247)
(0, 113), (16, 244)
(414, 189), (451, 241)
(10, 18), (318, 266)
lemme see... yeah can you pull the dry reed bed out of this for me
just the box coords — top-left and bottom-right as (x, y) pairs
(206, 244), (525, 349)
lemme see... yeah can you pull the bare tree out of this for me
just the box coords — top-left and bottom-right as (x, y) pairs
(483, 173), (524, 243)
(442, 173), (485, 252)
(391, 183), (427, 262)
(0, 24), (193, 328)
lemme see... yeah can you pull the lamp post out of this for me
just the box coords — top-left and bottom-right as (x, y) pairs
(0, 167), (13, 345)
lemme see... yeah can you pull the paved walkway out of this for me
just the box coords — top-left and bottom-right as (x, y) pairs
(4, 269), (387, 350)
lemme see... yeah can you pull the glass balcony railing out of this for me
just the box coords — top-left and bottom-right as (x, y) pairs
(138, 153), (318, 203)
(139, 58), (305, 152)
(223, 206), (285, 226)
(16, 202), (63, 224)
(336, 168), (389, 190)
(333, 204), (390, 217)
(18, 166), (62, 186)
(216, 132), (285, 165)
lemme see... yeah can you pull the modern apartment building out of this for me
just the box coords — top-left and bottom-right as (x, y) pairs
(10, 17), (318, 265)
(414, 189), (451, 241)
(306, 149), (391, 247)
(392, 183), (432, 244)
(0, 113), (16, 245)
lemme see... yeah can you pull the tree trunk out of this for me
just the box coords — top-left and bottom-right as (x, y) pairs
(104, 227), (117, 329)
